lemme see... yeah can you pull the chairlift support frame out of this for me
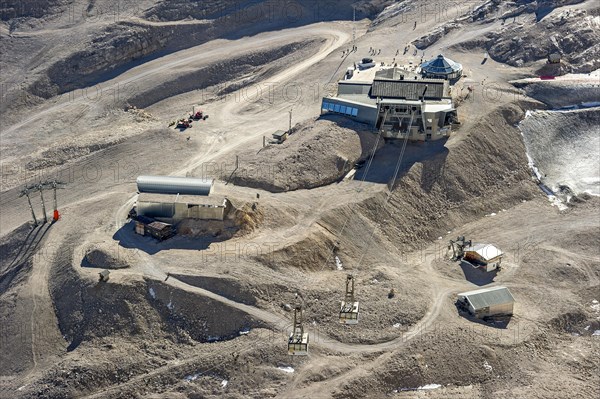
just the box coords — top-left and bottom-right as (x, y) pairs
(340, 274), (359, 324)
(288, 306), (309, 355)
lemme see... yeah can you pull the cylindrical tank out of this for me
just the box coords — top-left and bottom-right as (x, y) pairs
(136, 176), (213, 196)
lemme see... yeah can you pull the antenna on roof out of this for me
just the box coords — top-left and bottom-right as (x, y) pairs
(352, 6), (356, 49)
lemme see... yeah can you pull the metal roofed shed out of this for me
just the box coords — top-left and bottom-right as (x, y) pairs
(420, 54), (463, 80)
(464, 244), (504, 272)
(457, 286), (515, 318)
(136, 175), (213, 196)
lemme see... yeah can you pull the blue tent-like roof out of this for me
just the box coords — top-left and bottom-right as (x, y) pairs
(421, 54), (462, 75)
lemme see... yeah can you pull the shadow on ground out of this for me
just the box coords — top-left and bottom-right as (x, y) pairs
(355, 139), (449, 185)
(113, 220), (231, 255)
(455, 301), (513, 329)
(459, 260), (498, 286)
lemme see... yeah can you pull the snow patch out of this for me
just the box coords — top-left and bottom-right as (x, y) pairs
(335, 256), (344, 270)
(393, 323), (402, 328)
(149, 287), (156, 299)
(277, 366), (295, 373)
(221, 380), (228, 388)
(592, 330), (600, 336)
(184, 373), (201, 382)
(418, 384), (442, 390)
(167, 300), (174, 311)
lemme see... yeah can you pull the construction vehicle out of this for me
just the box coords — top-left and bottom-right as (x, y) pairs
(448, 236), (472, 261)
(176, 119), (192, 129)
(190, 110), (203, 120)
(340, 274), (359, 324)
(288, 306), (309, 355)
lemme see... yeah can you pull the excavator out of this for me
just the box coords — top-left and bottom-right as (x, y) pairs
(447, 236), (471, 261)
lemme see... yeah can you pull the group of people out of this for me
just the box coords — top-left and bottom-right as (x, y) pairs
(341, 45), (358, 57)
(368, 47), (381, 56)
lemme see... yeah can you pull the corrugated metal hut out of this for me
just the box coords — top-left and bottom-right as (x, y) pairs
(457, 286), (515, 318)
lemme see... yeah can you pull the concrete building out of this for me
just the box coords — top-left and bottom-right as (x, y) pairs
(137, 193), (232, 222)
(135, 176), (231, 222)
(457, 286), (515, 318)
(420, 54), (463, 80)
(321, 64), (458, 141)
(464, 244), (504, 272)
(272, 130), (288, 144)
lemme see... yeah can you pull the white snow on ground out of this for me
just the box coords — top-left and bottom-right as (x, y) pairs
(221, 380), (228, 388)
(335, 256), (343, 270)
(418, 384), (442, 390)
(277, 366), (295, 373)
(590, 300), (599, 313)
(519, 108), (600, 197)
(393, 323), (402, 328)
(239, 328), (250, 335)
(184, 373), (200, 382)
(149, 287), (156, 299)
(167, 300), (174, 310)
(592, 330), (600, 336)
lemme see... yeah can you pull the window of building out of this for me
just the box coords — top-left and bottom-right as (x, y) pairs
(334, 104), (341, 112)
(352, 108), (358, 116)
(340, 105), (347, 114)
(328, 103), (335, 111)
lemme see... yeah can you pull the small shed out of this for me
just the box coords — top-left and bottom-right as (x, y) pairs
(458, 286), (515, 318)
(464, 243), (504, 272)
(272, 130), (288, 144)
(98, 269), (110, 282)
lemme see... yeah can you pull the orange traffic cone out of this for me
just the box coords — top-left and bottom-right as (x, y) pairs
(53, 210), (60, 222)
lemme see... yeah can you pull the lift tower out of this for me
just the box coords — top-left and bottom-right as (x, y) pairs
(288, 306), (309, 356)
(41, 180), (66, 222)
(19, 185), (39, 226)
(340, 274), (360, 324)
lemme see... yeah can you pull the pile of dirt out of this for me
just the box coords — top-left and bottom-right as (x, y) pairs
(81, 248), (131, 270)
(50, 234), (264, 352)
(221, 115), (382, 192)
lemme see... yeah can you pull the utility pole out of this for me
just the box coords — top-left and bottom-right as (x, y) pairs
(19, 186), (38, 226)
(288, 108), (293, 133)
(353, 6), (356, 49)
(37, 183), (48, 224)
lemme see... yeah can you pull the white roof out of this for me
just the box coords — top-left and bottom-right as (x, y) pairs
(466, 243), (503, 261)
(423, 102), (454, 113)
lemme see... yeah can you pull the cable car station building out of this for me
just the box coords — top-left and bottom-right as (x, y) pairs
(321, 62), (458, 141)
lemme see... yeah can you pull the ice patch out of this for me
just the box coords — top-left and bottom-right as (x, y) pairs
(335, 256), (343, 270)
(221, 380), (228, 388)
(149, 287), (156, 299)
(277, 366), (295, 373)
